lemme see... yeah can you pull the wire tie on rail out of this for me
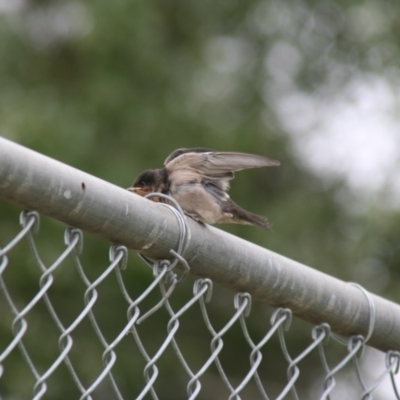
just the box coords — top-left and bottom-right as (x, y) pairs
(135, 192), (190, 324)
(139, 192), (190, 276)
(330, 282), (376, 357)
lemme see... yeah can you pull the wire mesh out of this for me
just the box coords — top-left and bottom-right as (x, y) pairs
(0, 206), (400, 400)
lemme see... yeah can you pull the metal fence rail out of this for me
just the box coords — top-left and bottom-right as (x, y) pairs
(1, 136), (400, 399)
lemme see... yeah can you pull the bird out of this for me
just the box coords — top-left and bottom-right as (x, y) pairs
(128, 148), (280, 230)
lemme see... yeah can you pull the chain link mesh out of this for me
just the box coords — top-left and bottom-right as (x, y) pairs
(1, 207), (400, 400)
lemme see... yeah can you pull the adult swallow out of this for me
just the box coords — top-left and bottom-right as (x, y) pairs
(128, 148), (280, 230)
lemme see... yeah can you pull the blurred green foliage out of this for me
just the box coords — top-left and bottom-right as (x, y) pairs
(1, 0), (400, 398)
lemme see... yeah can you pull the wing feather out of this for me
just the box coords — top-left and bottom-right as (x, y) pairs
(164, 148), (214, 165)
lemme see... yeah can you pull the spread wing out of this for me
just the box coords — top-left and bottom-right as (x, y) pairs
(165, 148), (280, 177)
(164, 148), (280, 194)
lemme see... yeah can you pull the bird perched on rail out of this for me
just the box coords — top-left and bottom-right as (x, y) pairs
(128, 148), (280, 230)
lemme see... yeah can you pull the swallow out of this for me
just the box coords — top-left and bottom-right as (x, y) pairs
(128, 148), (280, 230)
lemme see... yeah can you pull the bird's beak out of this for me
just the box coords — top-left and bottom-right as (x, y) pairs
(127, 186), (163, 202)
(127, 186), (160, 199)
(127, 187), (147, 197)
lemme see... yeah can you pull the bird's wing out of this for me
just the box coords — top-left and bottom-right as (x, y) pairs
(165, 149), (280, 177)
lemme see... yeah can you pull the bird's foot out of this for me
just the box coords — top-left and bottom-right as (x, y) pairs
(184, 212), (207, 225)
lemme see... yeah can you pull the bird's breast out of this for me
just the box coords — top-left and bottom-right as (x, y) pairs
(169, 183), (223, 224)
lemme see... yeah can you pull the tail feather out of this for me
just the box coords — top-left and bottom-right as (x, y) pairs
(222, 200), (272, 230)
(243, 211), (272, 230)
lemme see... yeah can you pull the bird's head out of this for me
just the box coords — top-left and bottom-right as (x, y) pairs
(128, 169), (159, 197)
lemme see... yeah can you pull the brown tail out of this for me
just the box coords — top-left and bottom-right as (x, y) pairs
(222, 200), (272, 230)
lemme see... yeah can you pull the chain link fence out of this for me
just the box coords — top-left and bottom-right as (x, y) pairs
(0, 209), (399, 400)
(1, 138), (400, 399)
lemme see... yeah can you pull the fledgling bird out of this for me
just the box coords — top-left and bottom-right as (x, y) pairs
(128, 148), (280, 230)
